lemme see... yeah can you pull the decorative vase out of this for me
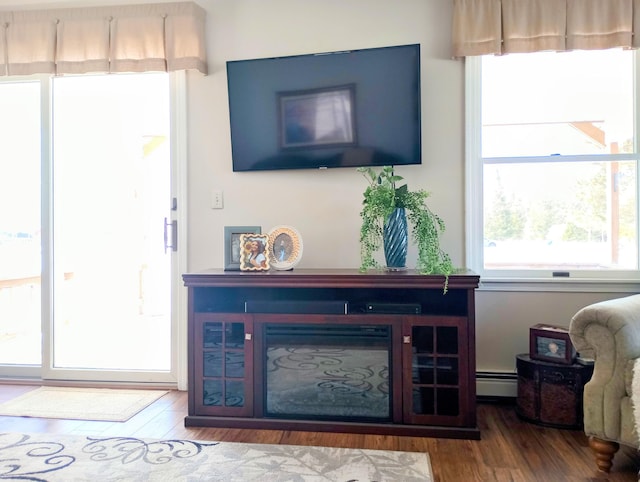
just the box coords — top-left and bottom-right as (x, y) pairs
(383, 207), (408, 270)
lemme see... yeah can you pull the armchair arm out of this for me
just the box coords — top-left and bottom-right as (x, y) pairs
(569, 294), (640, 441)
(570, 294), (640, 361)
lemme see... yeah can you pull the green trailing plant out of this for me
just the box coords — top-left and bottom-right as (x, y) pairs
(358, 166), (454, 284)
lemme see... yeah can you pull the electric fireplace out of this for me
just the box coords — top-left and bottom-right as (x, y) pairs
(264, 323), (392, 422)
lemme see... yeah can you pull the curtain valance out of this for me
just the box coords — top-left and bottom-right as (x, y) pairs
(0, 2), (207, 76)
(452, 0), (640, 57)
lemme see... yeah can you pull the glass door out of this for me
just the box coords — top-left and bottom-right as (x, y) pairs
(0, 73), (179, 384)
(0, 81), (42, 375)
(194, 314), (253, 417)
(403, 316), (469, 426)
(47, 73), (174, 381)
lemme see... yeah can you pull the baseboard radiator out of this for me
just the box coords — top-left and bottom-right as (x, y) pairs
(476, 371), (518, 399)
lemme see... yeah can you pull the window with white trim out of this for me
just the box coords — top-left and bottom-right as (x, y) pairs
(466, 49), (638, 281)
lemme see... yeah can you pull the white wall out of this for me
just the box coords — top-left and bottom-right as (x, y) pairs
(187, 0), (464, 277)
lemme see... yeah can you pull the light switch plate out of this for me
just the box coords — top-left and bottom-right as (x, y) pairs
(212, 190), (223, 209)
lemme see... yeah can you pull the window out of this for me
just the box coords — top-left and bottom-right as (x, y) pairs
(466, 49), (638, 282)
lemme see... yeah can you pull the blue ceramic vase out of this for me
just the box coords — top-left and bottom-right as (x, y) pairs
(383, 207), (408, 270)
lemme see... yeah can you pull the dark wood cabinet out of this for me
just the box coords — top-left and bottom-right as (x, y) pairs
(183, 269), (480, 439)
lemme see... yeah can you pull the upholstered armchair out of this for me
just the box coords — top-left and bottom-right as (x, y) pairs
(569, 294), (640, 473)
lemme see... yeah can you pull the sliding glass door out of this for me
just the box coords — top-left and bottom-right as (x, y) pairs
(0, 73), (181, 384)
(0, 81), (42, 373)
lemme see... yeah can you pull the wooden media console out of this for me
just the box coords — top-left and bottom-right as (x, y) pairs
(183, 269), (480, 439)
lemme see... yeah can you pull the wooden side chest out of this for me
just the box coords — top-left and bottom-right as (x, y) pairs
(516, 353), (593, 429)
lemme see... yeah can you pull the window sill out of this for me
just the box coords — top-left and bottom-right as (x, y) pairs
(477, 277), (640, 293)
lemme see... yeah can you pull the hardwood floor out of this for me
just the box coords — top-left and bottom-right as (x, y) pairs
(0, 385), (638, 481)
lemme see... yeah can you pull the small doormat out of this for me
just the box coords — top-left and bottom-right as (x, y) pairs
(0, 387), (168, 422)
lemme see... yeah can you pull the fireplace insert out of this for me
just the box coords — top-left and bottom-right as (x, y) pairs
(264, 323), (392, 422)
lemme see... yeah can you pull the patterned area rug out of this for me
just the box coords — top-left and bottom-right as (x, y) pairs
(0, 387), (168, 422)
(0, 432), (433, 481)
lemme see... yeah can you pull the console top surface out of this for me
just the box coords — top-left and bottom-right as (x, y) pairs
(183, 269), (480, 290)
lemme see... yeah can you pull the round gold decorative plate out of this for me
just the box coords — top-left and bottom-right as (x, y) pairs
(267, 225), (303, 270)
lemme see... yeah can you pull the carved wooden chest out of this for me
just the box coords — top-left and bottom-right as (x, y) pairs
(516, 353), (593, 429)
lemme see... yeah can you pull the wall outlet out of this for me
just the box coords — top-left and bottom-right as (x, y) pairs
(211, 190), (223, 209)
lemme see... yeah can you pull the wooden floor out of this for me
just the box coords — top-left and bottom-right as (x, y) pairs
(0, 385), (638, 481)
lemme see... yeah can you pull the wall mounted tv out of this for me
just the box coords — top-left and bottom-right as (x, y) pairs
(227, 44), (421, 172)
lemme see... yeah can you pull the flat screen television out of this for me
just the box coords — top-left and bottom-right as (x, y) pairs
(226, 44), (421, 172)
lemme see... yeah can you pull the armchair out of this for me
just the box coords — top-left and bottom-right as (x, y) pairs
(569, 294), (640, 472)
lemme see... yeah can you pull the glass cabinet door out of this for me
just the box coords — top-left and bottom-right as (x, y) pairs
(403, 316), (468, 426)
(194, 314), (253, 417)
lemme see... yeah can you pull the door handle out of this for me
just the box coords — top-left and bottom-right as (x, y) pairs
(164, 217), (177, 253)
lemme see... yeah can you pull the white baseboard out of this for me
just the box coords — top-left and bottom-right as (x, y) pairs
(476, 372), (518, 398)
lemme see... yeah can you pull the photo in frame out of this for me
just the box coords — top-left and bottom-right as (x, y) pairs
(529, 323), (575, 365)
(224, 226), (261, 271)
(239, 233), (270, 271)
(267, 225), (303, 270)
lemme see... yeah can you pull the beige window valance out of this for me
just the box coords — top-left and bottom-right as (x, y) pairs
(0, 2), (207, 76)
(452, 0), (640, 57)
